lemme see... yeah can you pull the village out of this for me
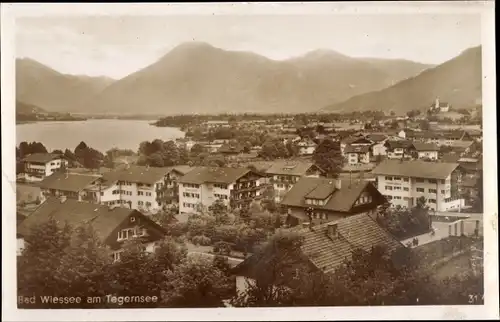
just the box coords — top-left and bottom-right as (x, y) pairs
(15, 98), (484, 308)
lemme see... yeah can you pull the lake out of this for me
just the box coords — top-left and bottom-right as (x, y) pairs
(16, 119), (185, 152)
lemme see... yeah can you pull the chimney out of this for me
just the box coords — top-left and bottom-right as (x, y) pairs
(59, 195), (67, 203)
(334, 179), (341, 190)
(327, 223), (338, 239)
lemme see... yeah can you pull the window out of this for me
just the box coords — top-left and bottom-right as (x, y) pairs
(321, 213), (327, 220)
(138, 191), (144, 196)
(100, 192), (104, 196)
(415, 178), (425, 183)
(441, 179), (445, 184)
(138, 201), (144, 206)
(306, 199), (312, 205)
(385, 186), (393, 190)
(428, 199), (436, 203)
(403, 187), (409, 191)
(117, 228), (135, 241)
(145, 202), (152, 207)
(428, 179), (437, 184)
(385, 176), (393, 181)
(441, 190), (445, 194)
(146, 192), (152, 197)
(385, 195), (393, 200)
(403, 178), (409, 182)
(393, 196), (402, 200)
(214, 183), (228, 189)
(428, 189), (437, 194)
(184, 183), (200, 189)
(416, 188), (425, 193)
(393, 186), (401, 191)
(393, 176), (401, 181)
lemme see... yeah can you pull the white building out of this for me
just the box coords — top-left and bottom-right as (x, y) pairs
(178, 167), (264, 216)
(344, 145), (371, 165)
(372, 159), (465, 211)
(21, 153), (68, 182)
(264, 161), (325, 202)
(411, 142), (439, 161)
(297, 139), (317, 156)
(95, 166), (193, 213)
(430, 98), (450, 113)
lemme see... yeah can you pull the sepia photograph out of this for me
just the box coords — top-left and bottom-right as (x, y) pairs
(1, 2), (498, 321)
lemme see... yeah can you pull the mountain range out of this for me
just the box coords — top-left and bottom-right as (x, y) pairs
(16, 58), (115, 113)
(15, 42), (482, 115)
(16, 42), (431, 115)
(322, 46), (482, 114)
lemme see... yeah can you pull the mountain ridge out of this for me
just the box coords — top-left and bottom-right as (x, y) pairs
(76, 41), (433, 115)
(321, 45), (482, 114)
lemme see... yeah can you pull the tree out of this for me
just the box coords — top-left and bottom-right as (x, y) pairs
(312, 139), (344, 178)
(260, 139), (288, 159)
(17, 216), (73, 308)
(390, 111), (396, 116)
(57, 224), (111, 307)
(190, 144), (205, 156)
(161, 256), (234, 308)
(285, 141), (299, 157)
(419, 120), (430, 131)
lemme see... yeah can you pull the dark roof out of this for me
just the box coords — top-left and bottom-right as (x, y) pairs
(305, 183), (336, 200)
(218, 143), (245, 154)
(344, 145), (370, 154)
(364, 133), (387, 143)
(103, 165), (193, 185)
(39, 172), (101, 192)
(411, 142), (439, 152)
(265, 161), (323, 176)
(372, 159), (459, 179)
(22, 153), (63, 163)
(298, 214), (403, 273)
(385, 140), (413, 149)
(17, 198), (140, 242)
(178, 167), (259, 184)
(342, 136), (372, 145)
(233, 213), (403, 276)
(281, 177), (371, 213)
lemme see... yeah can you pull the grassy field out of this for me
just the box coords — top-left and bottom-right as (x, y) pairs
(433, 253), (475, 280)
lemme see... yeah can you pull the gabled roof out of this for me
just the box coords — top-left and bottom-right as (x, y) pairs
(344, 145), (370, 154)
(265, 161), (323, 176)
(17, 198), (142, 243)
(411, 142), (440, 152)
(39, 172), (102, 192)
(103, 165), (193, 185)
(232, 213), (403, 276)
(178, 166), (260, 185)
(281, 177), (371, 213)
(364, 133), (387, 143)
(22, 153), (63, 164)
(372, 160), (459, 179)
(385, 140), (413, 149)
(342, 136), (372, 145)
(217, 143), (245, 154)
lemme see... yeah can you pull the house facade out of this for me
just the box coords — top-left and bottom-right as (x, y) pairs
(16, 197), (166, 260)
(384, 140), (413, 159)
(39, 172), (103, 202)
(22, 153), (68, 182)
(265, 161), (325, 202)
(410, 142), (440, 161)
(297, 139), (317, 156)
(281, 177), (386, 227)
(344, 145), (371, 165)
(178, 167), (264, 216)
(372, 159), (465, 211)
(85, 166), (193, 213)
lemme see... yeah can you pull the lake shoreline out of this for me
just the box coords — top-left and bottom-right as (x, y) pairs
(16, 119), (185, 152)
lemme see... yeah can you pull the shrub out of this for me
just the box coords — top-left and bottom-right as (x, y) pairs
(213, 241), (232, 256)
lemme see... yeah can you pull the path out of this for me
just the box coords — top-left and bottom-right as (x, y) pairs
(401, 222), (455, 248)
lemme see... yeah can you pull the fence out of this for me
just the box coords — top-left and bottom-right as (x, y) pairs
(447, 219), (483, 237)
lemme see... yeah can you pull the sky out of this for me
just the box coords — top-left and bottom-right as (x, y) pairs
(16, 13), (482, 79)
